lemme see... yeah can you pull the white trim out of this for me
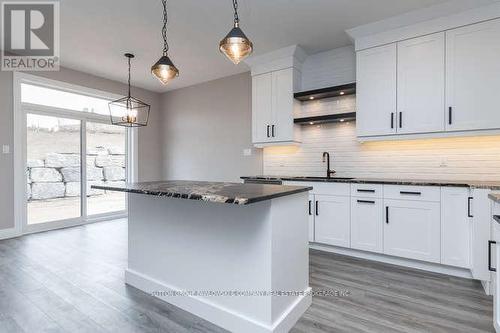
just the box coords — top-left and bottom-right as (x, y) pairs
(347, 2), (500, 51)
(0, 227), (22, 241)
(13, 72), (136, 238)
(125, 269), (312, 333)
(310, 243), (474, 279)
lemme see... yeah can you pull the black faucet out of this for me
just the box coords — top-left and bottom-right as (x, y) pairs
(322, 152), (336, 178)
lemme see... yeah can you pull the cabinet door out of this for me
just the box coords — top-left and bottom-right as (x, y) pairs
(441, 187), (471, 268)
(308, 194), (315, 242)
(351, 197), (383, 253)
(272, 68), (294, 142)
(356, 44), (397, 137)
(397, 33), (445, 134)
(314, 195), (350, 247)
(471, 189), (493, 281)
(446, 19), (500, 131)
(252, 73), (273, 143)
(384, 200), (440, 263)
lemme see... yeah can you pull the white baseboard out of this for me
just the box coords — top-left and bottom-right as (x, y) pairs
(125, 269), (311, 333)
(0, 227), (21, 240)
(310, 243), (473, 279)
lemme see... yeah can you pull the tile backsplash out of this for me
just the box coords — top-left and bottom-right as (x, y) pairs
(263, 121), (500, 181)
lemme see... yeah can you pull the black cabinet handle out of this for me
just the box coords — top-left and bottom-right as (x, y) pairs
(399, 112), (402, 128)
(448, 107), (452, 125)
(489, 240), (496, 272)
(271, 125), (275, 137)
(315, 201), (319, 216)
(400, 191), (421, 196)
(468, 197), (473, 218)
(357, 200), (375, 204)
(357, 189), (375, 193)
(266, 125), (270, 138)
(308, 200), (312, 216)
(385, 206), (389, 224)
(391, 113), (394, 129)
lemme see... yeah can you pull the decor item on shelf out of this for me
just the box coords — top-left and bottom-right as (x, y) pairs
(109, 53), (150, 127)
(151, 0), (179, 85)
(219, 0), (253, 64)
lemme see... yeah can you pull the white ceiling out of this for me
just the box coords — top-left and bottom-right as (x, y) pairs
(60, 0), (460, 93)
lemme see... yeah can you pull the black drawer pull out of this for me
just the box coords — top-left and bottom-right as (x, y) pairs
(390, 113), (394, 129)
(271, 125), (275, 137)
(448, 107), (452, 125)
(266, 125), (270, 138)
(489, 240), (496, 272)
(467, 197), (473, 218)
(308, 200), (312, 216)
(399, 112), (402, 128)
(400, 191), (421, 196)
(357, 200), (375, 204)
(357, 189), (375, 193)
(385, 206), (389, 224)
(315, 201), (319, 216)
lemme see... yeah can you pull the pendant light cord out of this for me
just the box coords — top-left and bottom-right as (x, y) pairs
(233, 0), (239, 25)
(127, 56), (131, 98)
(162, 0), (169, 54)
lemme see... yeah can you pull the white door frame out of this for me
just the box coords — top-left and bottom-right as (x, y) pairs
(13, 72), (139, 235)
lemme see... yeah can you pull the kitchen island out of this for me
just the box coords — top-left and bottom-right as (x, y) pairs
(93, 181), (313, 333)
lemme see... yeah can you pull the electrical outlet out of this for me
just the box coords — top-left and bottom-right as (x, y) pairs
(243, 148), (252, 156)
(2, 145), (9, 154)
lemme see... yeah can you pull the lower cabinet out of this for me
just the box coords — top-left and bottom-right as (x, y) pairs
(350, 197), (383, 253)
(383, 199), (441, 263)
(308, 194), (314, 242)
(314, 195), (350, 248)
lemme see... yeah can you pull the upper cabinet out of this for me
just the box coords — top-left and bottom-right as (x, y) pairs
(356, 44), (397, 137)
(355, 17), (500, 139)
(246, 45), (305, 147)
(446, 19), (500, 131)
(397, 33), (445, 134)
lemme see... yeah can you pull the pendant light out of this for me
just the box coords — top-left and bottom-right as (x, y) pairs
(151, 0), (179, 85)
(109, 53), (150, 127)
(219, 0), (253, 64)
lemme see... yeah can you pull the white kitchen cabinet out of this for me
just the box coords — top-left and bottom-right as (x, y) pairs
(446, 18), (500, 132)
(350, 197), (383, 253)
(308, 194), (315, 242)
(397, 33), (445, 134)
(384, 199), (441, 263)
(441, 187), (471, 268)
(252, 68), (300, 145)
(314, 195), (350, 248)
(356, 44), (397, 137)
(471, 189), (493, 281)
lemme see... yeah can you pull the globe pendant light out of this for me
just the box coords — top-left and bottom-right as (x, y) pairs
(151, 0), (179, 85)
(109, 53), (150, 127)
(219, 0), (253, 64)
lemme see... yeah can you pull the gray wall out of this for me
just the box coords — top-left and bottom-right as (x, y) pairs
(0, 68), (163, 231)
(160, 72), (262, 182)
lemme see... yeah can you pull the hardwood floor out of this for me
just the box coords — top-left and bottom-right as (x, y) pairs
(0, 219), (493, 333)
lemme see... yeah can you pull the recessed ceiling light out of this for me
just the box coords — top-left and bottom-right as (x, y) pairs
(339, 91), (345, 95)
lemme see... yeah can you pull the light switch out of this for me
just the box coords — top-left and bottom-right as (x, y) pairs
(2, 145), (9, 154)
(243, 148), (252, 156)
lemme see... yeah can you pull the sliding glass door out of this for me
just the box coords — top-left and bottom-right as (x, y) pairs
(21, 80), (131, 232)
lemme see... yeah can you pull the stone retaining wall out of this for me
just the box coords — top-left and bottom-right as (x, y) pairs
(27, 147), (126, 201)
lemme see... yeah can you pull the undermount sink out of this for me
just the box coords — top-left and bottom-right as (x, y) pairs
(293, 176), (354, 180)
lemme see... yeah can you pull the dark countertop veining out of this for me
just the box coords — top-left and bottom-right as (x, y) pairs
(489, 193), (500, 204)
(241, 176), (500, 190)
(92, 180), (312, 205)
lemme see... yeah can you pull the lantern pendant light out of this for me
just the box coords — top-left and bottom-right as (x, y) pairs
(151, 0), (179, 85)
(219, 0), (253, 64)
(108, 53), (150, 127)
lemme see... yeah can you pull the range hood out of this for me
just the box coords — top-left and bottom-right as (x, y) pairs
(293, 82), (356, 125)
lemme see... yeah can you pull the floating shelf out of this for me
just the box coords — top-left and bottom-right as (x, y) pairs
(294, 82), (356, 101)
(294, 112), (356, 125)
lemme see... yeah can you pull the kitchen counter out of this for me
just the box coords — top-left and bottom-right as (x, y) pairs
(98, 180), (312, 332)
(490, 193), (500, 204)
(241, 176), (500, 190)
(92, 180), (312, 205)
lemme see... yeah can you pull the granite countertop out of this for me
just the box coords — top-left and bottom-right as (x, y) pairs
(489, 193), (500, 204)
(241, 176), (500, 190)
(92, 180), (312, 205)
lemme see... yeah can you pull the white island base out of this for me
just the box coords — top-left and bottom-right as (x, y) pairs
(125, 192), (311, 333)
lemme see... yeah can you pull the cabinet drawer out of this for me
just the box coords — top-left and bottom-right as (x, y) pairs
(284, 181), (350, 196)
(351, 183), (383, 198)
(384, 185), (440, 202)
